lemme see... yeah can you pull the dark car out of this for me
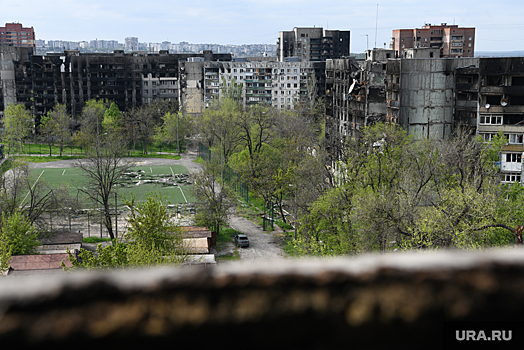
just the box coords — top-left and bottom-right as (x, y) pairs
(234, 234), (249, 248)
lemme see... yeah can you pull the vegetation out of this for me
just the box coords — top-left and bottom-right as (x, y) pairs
(63, 193), (186, 270)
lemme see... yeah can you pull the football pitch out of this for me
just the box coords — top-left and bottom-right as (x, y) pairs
(29, 165), (195, 207)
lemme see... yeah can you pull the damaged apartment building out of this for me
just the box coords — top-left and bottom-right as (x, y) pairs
(0, 46), (231, 123)
(326, 48), (524, 184)
(325, 49), (394, 159)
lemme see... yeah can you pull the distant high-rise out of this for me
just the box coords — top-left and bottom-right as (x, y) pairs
(125, 37), (138, 51)
(277, 27), (350, 62)
(0, 23), (35, 48)
(391, 23), (475, 58)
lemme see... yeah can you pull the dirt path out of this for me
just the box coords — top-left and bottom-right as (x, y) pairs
(229, 215), (286, 262)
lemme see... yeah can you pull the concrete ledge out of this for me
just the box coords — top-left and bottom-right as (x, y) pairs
(1, 249), (524, 349)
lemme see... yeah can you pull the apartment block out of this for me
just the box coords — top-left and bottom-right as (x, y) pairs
(202, 60), (325, 110)
(125, 37), (139, 52)
(391, 23), (475, 58)
(0, 23), (35, 48)
(277, 27), (350, 62)
(0, 46), (231, 124)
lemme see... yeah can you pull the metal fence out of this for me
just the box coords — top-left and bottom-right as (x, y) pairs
(198, 142), (275, 230)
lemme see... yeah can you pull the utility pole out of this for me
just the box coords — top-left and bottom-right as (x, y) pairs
(361, 35), (369, 51)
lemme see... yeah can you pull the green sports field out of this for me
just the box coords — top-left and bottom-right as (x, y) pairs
(30, 164), (195, 207)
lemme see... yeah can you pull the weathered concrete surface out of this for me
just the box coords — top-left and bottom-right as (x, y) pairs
(1, 249), (524, 349)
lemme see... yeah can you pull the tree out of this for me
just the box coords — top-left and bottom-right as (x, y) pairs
(298, 123), (516, 255)
(196, 97), (243, 163)
(75, 99), (107, 154)
(75, 137), (133, 241)
(0, 160), (76, 232)
(102, 102), (122, 136)
(63, 193), (185, 270)
(124, 105), (157, 155)
(39, 113), (56, 156)
(48, 103), (72, 156)
(154, 111), (193, 152)
(190, 159), (235, 235)
(3, 103), (33, 154)
(40, 104), (72, 156)
(0, 229), (12, 275)
(124, 193), (185, 266)
(1, 210), (40, 255)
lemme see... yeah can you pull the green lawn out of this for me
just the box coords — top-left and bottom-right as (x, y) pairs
(30, 165), (195, 207)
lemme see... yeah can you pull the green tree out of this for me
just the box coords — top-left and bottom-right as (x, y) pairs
(124, 193), (185, 266)
(196, 97), (243, 163)
(76, 99), (107, 154)
(154, 111), (193, 153)
(63, 193), (185, 270)
(0, 229), (12, 275)
(1, 210), (40, 255)
(3, 103), (33, 154)
(102, 102), (122, 136)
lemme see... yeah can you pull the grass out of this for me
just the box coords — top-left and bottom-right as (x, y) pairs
(216, 250), (240, 261)
(29, 164), (195, 205)
(276, 219), (293, 231)
(1, 141), (185, 159)
(1, 159), (13, 172)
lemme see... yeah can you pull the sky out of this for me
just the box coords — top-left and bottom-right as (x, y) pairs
(3, 0), (524, 53)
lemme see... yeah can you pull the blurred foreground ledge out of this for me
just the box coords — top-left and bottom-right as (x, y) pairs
(1, 249), (524, 349)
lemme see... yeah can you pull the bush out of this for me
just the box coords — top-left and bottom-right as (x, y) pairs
(82, 237), (111, 243)
(276, 220), (293, 231)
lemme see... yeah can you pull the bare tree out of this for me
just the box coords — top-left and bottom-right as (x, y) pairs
(75, 137), (133, 240)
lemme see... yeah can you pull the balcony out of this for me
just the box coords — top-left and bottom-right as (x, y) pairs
(455, 100), (477, 109)
(481, 86), (524, 95)
(479, 105), (524, 114)
(456, 83), (478, 92)
(388, 100), (400, 108)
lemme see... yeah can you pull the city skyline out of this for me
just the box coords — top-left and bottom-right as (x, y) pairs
(3, 0), (524, 53)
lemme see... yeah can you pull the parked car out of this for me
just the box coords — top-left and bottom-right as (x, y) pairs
(234, 234), (249, 248)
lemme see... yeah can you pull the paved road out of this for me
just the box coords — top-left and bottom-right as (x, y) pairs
(229, 215), (286, 262)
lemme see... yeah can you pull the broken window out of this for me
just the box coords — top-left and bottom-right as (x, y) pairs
(511, 96), (524, 106)
(512, 77), (524, 86)
(486, 75), (503, 86)
(486, 95), (503, 105)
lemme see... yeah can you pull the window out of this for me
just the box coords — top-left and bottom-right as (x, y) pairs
(480, 133), (497, 142)
(480, 115), (502, 125)
(506, 153), (522, 163)
(509, 134), (523, 144)
(503, 174), (521, 183)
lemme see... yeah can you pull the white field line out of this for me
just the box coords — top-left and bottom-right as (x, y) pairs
(179, 186), (188, 203)
(20, 170), (44, 207)
(150, 167), (152, 173)
(170, 167), (175, 176)
(62, 169), (66, 176)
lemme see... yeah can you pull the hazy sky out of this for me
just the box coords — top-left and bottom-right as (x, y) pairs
(3, 0), (524, 52)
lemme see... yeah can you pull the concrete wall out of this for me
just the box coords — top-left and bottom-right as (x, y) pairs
(2, 250), (524, 349)
(399, 58), (478, 139)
